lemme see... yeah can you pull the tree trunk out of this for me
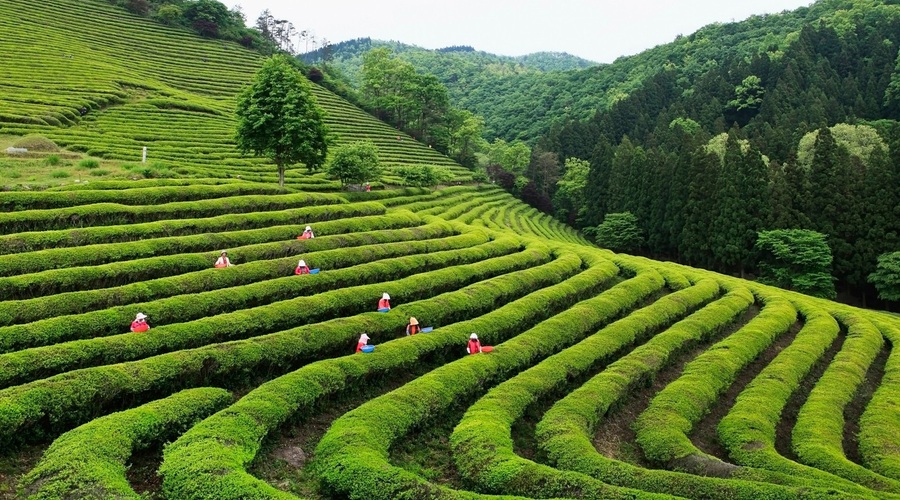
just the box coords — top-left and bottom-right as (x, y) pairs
(278, 164), (285, 188)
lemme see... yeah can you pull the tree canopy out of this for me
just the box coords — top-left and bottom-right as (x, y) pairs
(235, 55), (329, 187)
(755, 229), (836, 299)
(326, 140), (381, 188)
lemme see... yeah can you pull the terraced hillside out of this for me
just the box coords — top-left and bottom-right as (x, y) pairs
(2, 1), (900, 499)
(0, 0), (468, 186)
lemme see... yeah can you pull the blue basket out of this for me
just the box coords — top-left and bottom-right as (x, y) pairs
(361, 345), (375, 353)
(377, 307), (391, 313)
(309, 268), (320, 274)
(421, 327), (433, 333)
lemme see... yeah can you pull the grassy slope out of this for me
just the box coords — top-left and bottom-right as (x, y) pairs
(0, 0), (467, 185)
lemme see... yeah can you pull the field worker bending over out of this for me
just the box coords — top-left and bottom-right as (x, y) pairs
(130, 312), (149, 333)
(467, 333), (482, 355)
(356, 333), (370, 353)
(406, 317), (420, 336)
(298, 225), (315, 240)
(295, 259), (310, 275)
(378, 292), (391, 311)
(214, 250), (233, 268)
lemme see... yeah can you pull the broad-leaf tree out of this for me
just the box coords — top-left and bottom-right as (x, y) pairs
(755, 229), (836, 299)
(235, 55), (329, 187)
(589, 212), (644, 254)
(869, 251), (900, 302)
(326, 140), (381, 188)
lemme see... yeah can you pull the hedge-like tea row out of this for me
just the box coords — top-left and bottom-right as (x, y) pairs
(46, 178), (246, 191)
(311, 260), (666, 500)
(17, 387), (232, 500)
(859, 317), (900, 481)
(448, 277), (720, 498)
(0, 244), (581, 446)
(158, 248), (618, 500)
(534, 284), (872, 498)
(0, 223), (471, 329)
(0, 203), (387, 275)
(0, 238), (536, 387)
(0, 191), (345, 234)
(0, 201), (387, 255)
(0, 182), (287, 211)
(715, 298), (870, 492)
(0, 211), (424, 299)
(633, 287), (798, 471)
(792, 310), (900, 493)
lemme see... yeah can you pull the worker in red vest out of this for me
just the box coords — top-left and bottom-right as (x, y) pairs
(130, 312), (149, 333)
(298, 225), (314, 240)
(378, 292), (391, 310)
(365, 182), (371, 192)
(406, 317), (420, 336)
(356, 333), (370, 353)
(466, 333), (482, 355)
(295, 259), (310, 275)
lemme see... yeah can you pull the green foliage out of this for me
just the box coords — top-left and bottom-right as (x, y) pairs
(235, 55), (330, 186)
(18, 388), (231, 499)
(755, 229), (836, 299)
(77, 158), (99, 169)
(49, 170), (70, 178)
(797, 123), (887, 169)
(43, 154), (60, 166)
(634, 290), (797, 467)
(326, 140), (381, 188)
(395, 165), (453, 187)
(589, 212), (644, 253)
(161, 247), (590, 498)
(792, 311), (898, 492)
(869, 251), (900, 302)
(553, 157), (589, 223)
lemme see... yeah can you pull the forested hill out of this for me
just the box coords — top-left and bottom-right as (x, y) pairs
(301, 38), (598, 141)
(303, 38), (596, 78)
(307, 1), (857, 143)
(538, 0), (900, 306)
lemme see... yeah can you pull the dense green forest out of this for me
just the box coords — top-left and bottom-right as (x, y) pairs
(307, 2), (864, 143)
(298, 0), (900, 306)
(538, 0), (900, 305)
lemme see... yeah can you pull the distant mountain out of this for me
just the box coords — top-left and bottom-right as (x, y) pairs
(302, 1), (862, 144)
(302, 38), (596, 81)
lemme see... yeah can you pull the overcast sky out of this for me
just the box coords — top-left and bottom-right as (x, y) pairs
(233, 1), (813, 63)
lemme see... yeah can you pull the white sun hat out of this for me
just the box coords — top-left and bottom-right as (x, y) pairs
(360, 333), (370, 341)
(382, 292), (390, 300)
(298, 259), (306, 267)
(135, 312), (147, 320)
(470, 333), (478, 340)
(305, 226), (312, 231)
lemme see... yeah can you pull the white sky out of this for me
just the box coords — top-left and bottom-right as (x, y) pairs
(233, 0), (813, 63)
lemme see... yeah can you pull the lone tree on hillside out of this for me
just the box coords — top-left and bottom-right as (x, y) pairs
(235, 55), (329, 187)
(326, 140), (381, 189)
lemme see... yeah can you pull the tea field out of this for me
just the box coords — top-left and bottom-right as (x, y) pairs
(1, 1), (900, 499)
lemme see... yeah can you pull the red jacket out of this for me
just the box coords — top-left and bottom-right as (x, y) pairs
(130, 320), (149, 333)
(467, 339), (482, 355)
(356, 342), (366, 353)
(406, 324), (420, 336)
(295, 266), (310, 275)
(378, 298), (390, 310)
